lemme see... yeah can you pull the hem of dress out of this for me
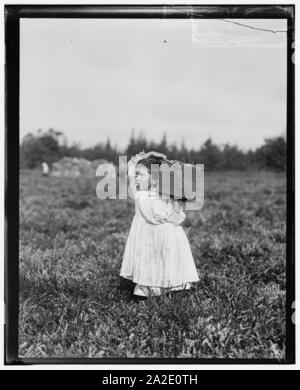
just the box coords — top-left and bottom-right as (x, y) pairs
(120, 274), (200, 288)
(133, 283), (191, 297)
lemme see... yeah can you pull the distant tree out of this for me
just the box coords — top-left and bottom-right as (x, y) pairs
(189, 148), (201, 164)
(147, 139), (156, 151)
(125, 130), (148, 157)
(126, 130), (137, 157)
(255, 136), (286, 171)
(20, 127), (287, 171)
(135, 131), (148, 154)
(67, 142), (82, 158)
(179, 140), (190, 162)
(157, 134), (168, 156)
(199, 138), (224, 170)
(222, 144), (248, 170)
(20, 129), (62, 168)
(168, 143), (180, 161)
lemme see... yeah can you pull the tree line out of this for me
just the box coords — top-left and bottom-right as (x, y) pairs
(20, 129), (286, 171)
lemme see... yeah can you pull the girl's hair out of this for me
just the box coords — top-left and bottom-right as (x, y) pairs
(137, 156), (165, 173)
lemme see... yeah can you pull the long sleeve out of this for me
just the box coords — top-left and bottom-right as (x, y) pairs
(166, 206), (185, 225)
(136, 197), (171, 224)
(128, 159), (137, 198)
(136, 196), (185, 225)
(165, 199), (185, 225)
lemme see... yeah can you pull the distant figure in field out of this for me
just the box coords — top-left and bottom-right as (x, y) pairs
(41, 162), (49, 177)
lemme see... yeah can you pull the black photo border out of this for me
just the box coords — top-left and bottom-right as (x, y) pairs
(5, 4), (295, 365)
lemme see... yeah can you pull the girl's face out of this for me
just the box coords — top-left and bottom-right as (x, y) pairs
(135, 165), (152, 191)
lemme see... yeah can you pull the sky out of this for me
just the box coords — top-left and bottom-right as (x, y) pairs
(20, 18), (287, 151)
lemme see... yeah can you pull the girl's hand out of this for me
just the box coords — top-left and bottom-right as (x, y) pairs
(131, 151), (146, 164)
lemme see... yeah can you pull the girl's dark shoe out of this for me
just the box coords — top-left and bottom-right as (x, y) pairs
(119, 277), (136, 293)
(131, 294), (147, 302)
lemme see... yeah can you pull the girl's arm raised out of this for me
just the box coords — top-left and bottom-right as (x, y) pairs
(128, 156), (138, 198)
(128, 152), (147, 199)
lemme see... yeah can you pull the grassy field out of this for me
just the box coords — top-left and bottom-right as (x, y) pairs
(19, 169), (286, 359)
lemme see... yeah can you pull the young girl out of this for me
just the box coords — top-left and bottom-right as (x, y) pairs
(119, 151), (200, 299)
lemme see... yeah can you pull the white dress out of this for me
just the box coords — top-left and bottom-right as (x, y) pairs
(120, 188), (200, 297)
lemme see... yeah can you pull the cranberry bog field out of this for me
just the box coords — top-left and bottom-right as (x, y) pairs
(19, 169), (286, 359)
